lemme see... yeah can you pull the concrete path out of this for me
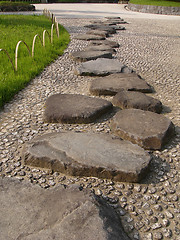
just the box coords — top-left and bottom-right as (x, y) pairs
(34, 3), (180, 20)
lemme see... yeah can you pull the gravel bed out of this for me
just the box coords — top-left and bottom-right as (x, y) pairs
(0, 18), (180, 240)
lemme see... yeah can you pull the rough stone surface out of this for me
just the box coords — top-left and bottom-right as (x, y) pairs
(22, 132), (151, 182)
(86, 29), (109, 37)
(84, 24), (117, 34)
(75, 58), (133, 76)
(89, 73), (153, 95)
(110, 109), (175, 150)
(84, 44), (116, 53)
(112, 90), (163, 113)
(73, 34), (105, 41)
(128, 3), (180, 16)
(70, 50), (112, 62)
(104, 19), (128, 25)
(90, 40), (120, 48)
(0, 177), (130, 240)
(44, 94), (113, 123)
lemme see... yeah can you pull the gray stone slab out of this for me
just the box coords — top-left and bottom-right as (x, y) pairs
(22, 132), (151, 182)
(104, 19), (128, 25)
(0, 177), (130, 240)
(73, 34), (105, 41)
(84, 45), (116, 54)
(86, 29), (109, 37)
(112, 90), (162, 113)
(70, 50), (113, 62)
(44, 94), (113, 124)
(110, 109), (175, 150)
(75, 58), (133, 76)
(89, 73), (153, 95)
(90, 40), (120, 48)
(84, 24), (117, 34)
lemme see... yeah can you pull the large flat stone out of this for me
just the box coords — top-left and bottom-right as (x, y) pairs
(22, 132), (151, 182)
(89, 73), (153, 95)
(73, 34), (105, 41)
(44, 94), (113, 124)
(86, 29), (109, 37)
(70, 50), (112, 62)
(84, 24), (117, 34)
(104, 19), (128, 25)
(90, 40), (120, 48)
(84, 45), (116, 54)
(110, 109), (175, 150)
(0, 177), (130, 240)
(112, 91), (162, 113)
(75, 58), (133, 76)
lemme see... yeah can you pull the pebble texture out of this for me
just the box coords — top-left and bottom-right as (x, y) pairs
(110, 109), (175, 150)
(112, 90), (162, 113)
(44, 94), (113, 123)
(0, 17), (179, 240)
(22, 132), (151, 182)
(0, 177), (130, 240)
(89, 73), (153, 95)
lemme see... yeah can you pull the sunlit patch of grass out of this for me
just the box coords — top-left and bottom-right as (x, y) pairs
(0, 15), (70, 108)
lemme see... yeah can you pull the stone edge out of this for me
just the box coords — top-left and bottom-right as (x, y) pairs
(127, 3), (180, 15)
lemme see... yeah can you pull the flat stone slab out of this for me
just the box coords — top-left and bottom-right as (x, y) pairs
(110, 109), (175, 150)
(0, 177), (130, 240)
(70, 50), (113, 62)
(90, 40), (120, 48)
(44, 94), (113, 123)
(22, 132), (151, 182)
(112, 90), (162, 113)
(84, 45), (116, 54)
(89, 73), (153, 95)
(84, 24), (117, 34)
(86, 29), (109, 37)
(73, 34), (105, 41)
(75, 58), (133, 76)
(104, 19), (128, 25)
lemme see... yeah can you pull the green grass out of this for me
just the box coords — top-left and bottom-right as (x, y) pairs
(129, 0), (180, 7)
(0, 15), (70, 108)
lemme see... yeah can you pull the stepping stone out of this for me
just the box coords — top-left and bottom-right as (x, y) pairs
(104, 19), (128, 25)
(73, 34), (105, 41)
(90, 40), (120, 48)
(75, 58), (133, 76)
(112, 90), (162, 113)
(111, 25), (126, 31)
(0, 177), (130, 240)
(70, 50), (113, 62)
(89, 73), (153, 95)
(84, 25), (117, 34)
(110, 109), (175, 150)
(22, 132), (151, 182)
(84, 45), (116, 54)
(86, 29), (109, 37)
(44, 94), (113, 124)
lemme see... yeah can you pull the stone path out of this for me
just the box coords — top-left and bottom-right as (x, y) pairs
(0, 15), (180, 240)
(0, 177), (130, 240)
(22, 132), (151, 182)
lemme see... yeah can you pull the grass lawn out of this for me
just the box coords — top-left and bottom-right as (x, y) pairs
(129, 0), (180, 7)
(0, 15), (70, 108)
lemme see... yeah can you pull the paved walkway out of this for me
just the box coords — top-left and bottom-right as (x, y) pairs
(0, 4), (180, 240)
(34, 3), (180, 20)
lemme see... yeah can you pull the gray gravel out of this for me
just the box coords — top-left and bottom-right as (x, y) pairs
(0, 17), (180, 240)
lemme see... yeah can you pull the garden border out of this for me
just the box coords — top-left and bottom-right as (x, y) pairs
(128, 3), (180, 15)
